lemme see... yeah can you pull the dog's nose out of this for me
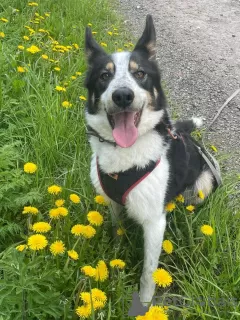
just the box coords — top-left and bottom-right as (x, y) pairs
(112, 88), (134, 108)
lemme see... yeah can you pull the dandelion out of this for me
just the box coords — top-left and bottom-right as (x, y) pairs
(175, 194), (184, 203)
(108, 31), (113, 36)
(186, 205), (195, 212)
(95, 260), (109, 282)
(18, 45), (25, 50)
(26, 45), (41, 54)
(28, 234), (48, 250)
(22, 206), (39, 215)
(87, 23), (92, 27)
(211, 145), (218, 152)
(55, 199), (64, 207)
(79, 95), (87, 101)
(76, 71), (82, 76)
(17, 66), (27, 73)
(24, 162), (37, 173)
(117, 48), (123, 52)
(92, 31), (97, 35)
(28, 2), (38, 6)
(75, 305), (91, 318)
(44, 13), (50, 17)
(100, 42), (107, 47)
(165, 202), (176, 212)
(32, 222), (51, 233)
(71, 224), (85, 236)
(94, 195), (109, 205)
(49, 208), (61, 219)
(62, 101), (72, 108)
(50, 240), (66, 255)
(162, 240), (173, 254)
(201, 224), (214, 236)
(16, 244), (27, 252)
(152, 268), (173, 288)
(68, 249), (79, 260)
(70, 193), (80, 203)
(198, 190), (205, 200)
(87, 211), (103, 226)
(23, 36), (30, 41)
(71, 75), (76, 80)
(136, 305), (168, 320)
(48, 184), (62, 195)
(54, 67), (61, 71)
(73, 43), (79, 49)
(117, 228), (125, 236)
(55, 85), (66, 92)
(71, 224), (96, 239)
(0, 18), (8, 23)
(81, 266), (96, 278)
(110, 259), (126, 269)
(0, 32), (5, 38)
(41, 54), (48, 60)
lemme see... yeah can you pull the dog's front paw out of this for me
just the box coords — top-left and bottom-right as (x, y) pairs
(192, 117), (204, 128)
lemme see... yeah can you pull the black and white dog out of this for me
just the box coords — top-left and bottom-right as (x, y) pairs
(84, 15), (220, 304)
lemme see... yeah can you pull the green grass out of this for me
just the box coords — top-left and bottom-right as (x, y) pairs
(0, 0), (240, 319)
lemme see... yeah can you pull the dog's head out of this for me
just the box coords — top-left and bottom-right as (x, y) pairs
(85, 15), (167, 148)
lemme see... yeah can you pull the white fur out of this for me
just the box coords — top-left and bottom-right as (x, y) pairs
(192, 116), (203, 128)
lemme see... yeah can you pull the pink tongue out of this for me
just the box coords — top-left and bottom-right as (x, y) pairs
(112, 112), (138, 148)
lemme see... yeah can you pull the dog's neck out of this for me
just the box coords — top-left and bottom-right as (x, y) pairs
(89, 128), (169, 173)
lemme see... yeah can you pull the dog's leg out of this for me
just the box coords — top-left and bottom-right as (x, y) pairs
(139, 212), (167, 305)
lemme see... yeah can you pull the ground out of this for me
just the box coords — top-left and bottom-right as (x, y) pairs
(118, 0), (240, 170)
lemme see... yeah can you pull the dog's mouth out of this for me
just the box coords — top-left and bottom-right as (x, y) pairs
(107, 109), (142, 148)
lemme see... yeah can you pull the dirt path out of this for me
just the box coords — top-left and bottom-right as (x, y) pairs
(118, 0), (240, 170)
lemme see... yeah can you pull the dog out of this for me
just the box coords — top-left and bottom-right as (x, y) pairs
(84, 15), (221, 304)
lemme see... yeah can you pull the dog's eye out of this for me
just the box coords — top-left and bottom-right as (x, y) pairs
(134, 71), (145, 79)
(100, 72), (111, 81)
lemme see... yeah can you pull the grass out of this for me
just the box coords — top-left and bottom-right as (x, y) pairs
(0, 0), (240, 319)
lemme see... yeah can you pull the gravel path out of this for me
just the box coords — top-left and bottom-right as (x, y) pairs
(117, 0), (240, 170)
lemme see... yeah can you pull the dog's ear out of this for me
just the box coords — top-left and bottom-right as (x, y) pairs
(134, 15), (156, 60)
(85, 27), (106, 63)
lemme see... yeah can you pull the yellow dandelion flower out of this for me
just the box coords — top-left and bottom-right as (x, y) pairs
(22, 206), (39, 215)
(26, 45), (41, 54)
(80, 292), (91, 304)
(62, 101), (72, 108)
(44, 13), (50, 17)
(48, 184), (62, 195)
(84, 225), (96, 238)
(100, 42), (107, 47)
(28, 2), (38, 6)
(108, 31), (113, 36)
(73, 43), (79, 49)
(94, 195), (109, 206)
(162, 240), (173, 254)
(95, 260), (109, 282)
(110, 259), (126, 269)
(55, 199), (65, 207)
(17, 66), (26, 73)
(152, 268), (173, 288)
(79, 95), (87, 101)
(117, 48), (123, 52)
(16, 244), (27, 252)
(75, 305), (91, 318)
(129, 42), (134, 47)
(57, 206), (69, 217)
(81, 266), (96, 278)
(200, 224), (214, 236)
(148, 306), (168, 319)
(32, 222), (51, 233)
(0, 32), (5, 38)
(91, 288), (107, 304)
(54, 67), (61, 71)
(87, 211), (103, 226)
(165, 202), (176, 212)
(175, 194), (184, 203)
(0, 18), (8, 23)
(18, 45), (25, 50)
(23, 35), (30, 41)
(41, 54), (48, 60)
(50, 240), (66, 255)
(71, 75), (77, 80)
(92, 31), (97, 35)
(198, 190), (205, 200)
(49, 208), (61, 219)
(70, 193), (81, 203)
(55, 85), (66, 92)
(71, 224), (84, 236)
(68, 249), (79, 260)
(186, 205), (195, 212)
(117, 227), (125, 236)
(24, 162), (37, 173)
(71, 224), (96, 239)
(75, 71), (82, 76)
(87, 23), (92, 27)
(28, 234), (48, 250)
(211, 145), (218, 152)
